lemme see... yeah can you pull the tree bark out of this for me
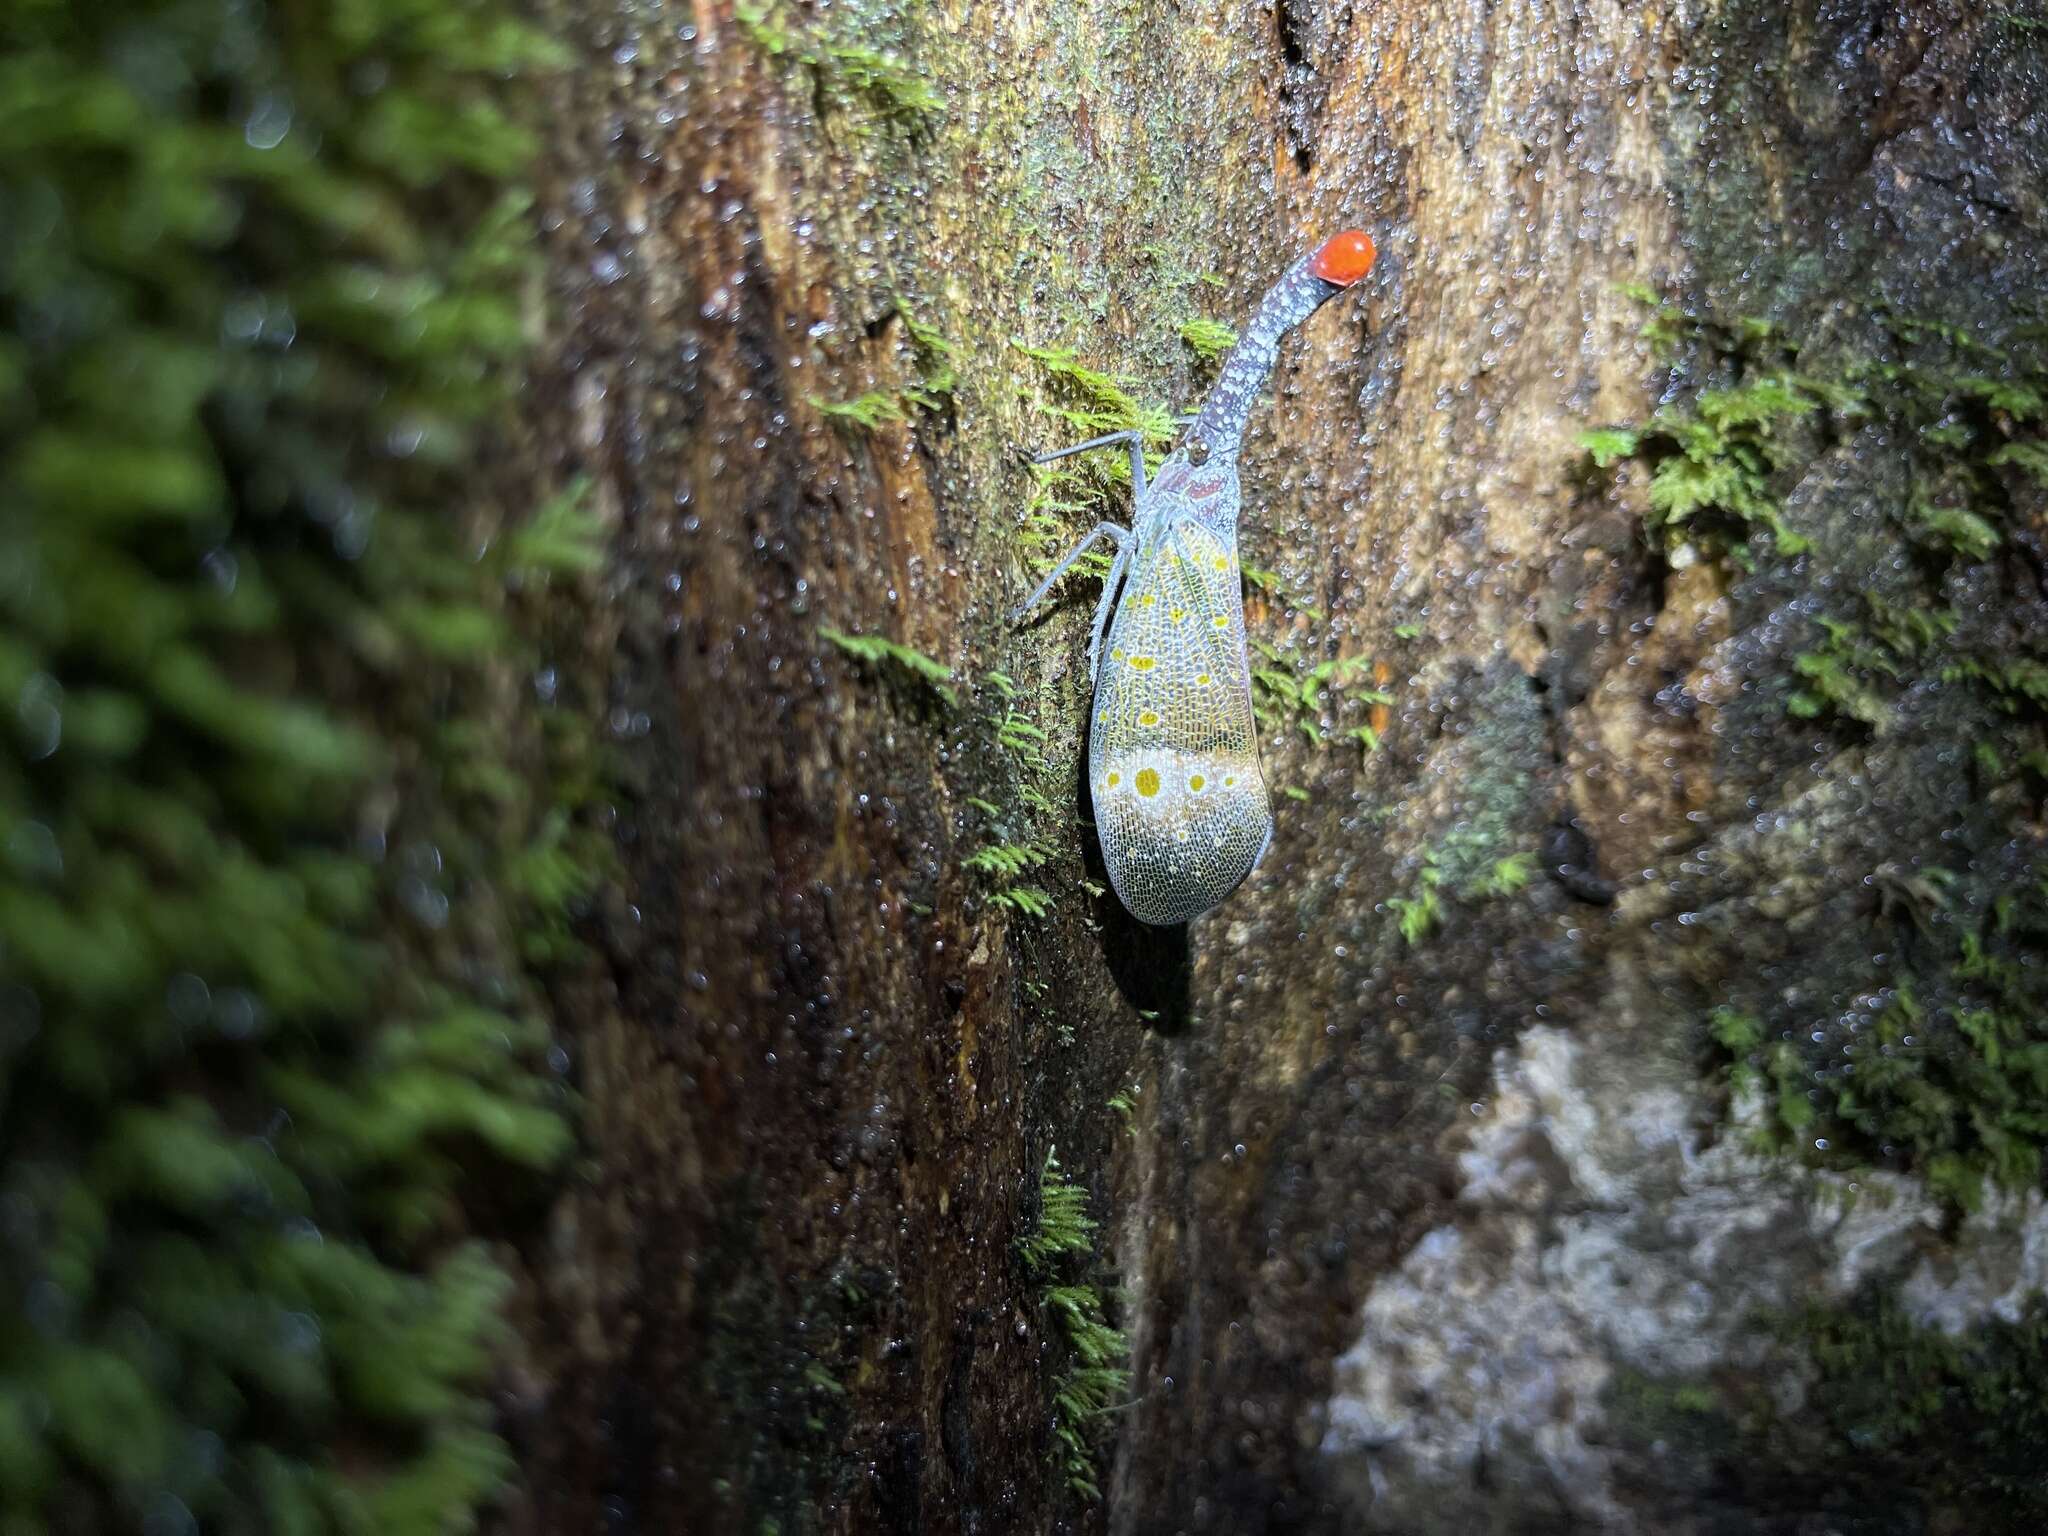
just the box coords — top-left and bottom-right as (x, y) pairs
(505, 2), (2048, 1532)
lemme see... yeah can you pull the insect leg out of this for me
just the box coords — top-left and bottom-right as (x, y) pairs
(1007, 521), (1132, 625)
(1032, 428), (1150, 499)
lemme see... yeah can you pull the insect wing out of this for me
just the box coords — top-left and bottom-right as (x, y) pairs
(1087, 515), (1273, 925)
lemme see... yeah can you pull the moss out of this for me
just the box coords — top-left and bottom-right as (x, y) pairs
(1710, 860), (2048, 1214)
(966, 840), (1055, 917)
(1016, 1149), (1128, 1502)
(1785, 614), (1899, 728)
(809, 304), (956, 430)
(988, 886), (1054, 917)
(819, 626), (957, 708)
(1239, 562), (1324, 621)
(734, 2), (942, 132)
(1106, 1083), (1140, 1132)
(1017, 1147), (1097, 1271)
(1008, 340), (1178, 600)
(1590, 291), (2046, 581)
(1579, 305), (1849, 564)
(1247, 640), (1389, 748)
(1709, 910), (2048, 1210)
(964, 842), (1051, 880)
(0, 0), (593, 1530)
(1668, 304), (2048, 1210)
(1472, 852), (1537, 899)
(1044, 1284), (1130, 1501)
(996, 708), (1049, 761)
(1011, 340), (1177, 492)
(810, 390), (910, 431)
(1177, 316), (1237, 363)
(1388, 858), (1445, 946)
(1605, 1293), (2048, 1532)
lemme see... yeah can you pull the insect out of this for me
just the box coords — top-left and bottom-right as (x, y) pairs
(1011, 230), (1378, 926)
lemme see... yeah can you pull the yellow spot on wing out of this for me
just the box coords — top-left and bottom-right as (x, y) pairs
(1189, 773), (1206, 792)
(1139, 709), (1159, 726)
(1135, 767), (1161, 797)
(1211, 615), (1229, 630)
(1107, 771), (1122, 787)
(1131, 655), (1156, 670)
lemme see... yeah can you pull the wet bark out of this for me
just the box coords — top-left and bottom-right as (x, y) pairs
(503, 2), (2048, 1533)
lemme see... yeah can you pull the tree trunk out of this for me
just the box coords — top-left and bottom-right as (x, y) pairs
(506, 2), (2048, 1532)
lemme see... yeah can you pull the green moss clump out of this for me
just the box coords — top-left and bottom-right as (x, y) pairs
(810, 390), (911, 431)
(1713, 880), (2048, 1212)
(1388, 858), (1445, 946)
(1044, 1284), (1129, 1501)
(809, 305), (957, 431)
(1016, 1149), (1128, 1501)
(1010, 340), (1177, 560)
(1017, 1147), (1097, 1272)
(734, 1), (942, 132)
(1005, 340), (1177, 654)
(1471, 852), (1536, 898)
(966, 839), (1056, 919)
(819, 626), (957, 708)
(1606, 1295), (2048, 1532)
(1586, 292), (2047, 579)
(1177, 316), (1237, 363)
(965, 842), (1051, 880)
(0, 1), (597, 1529)
(1580, 303), (1855, 563)
(1670, 307), (2048, 1211)
(1011, 340), (1176, 448)
(1247, 641), (1389, 749)
(1782, 1295), (2048, 1519)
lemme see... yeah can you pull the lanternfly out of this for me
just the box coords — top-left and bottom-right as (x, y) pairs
(1010, 230), (1378, 925)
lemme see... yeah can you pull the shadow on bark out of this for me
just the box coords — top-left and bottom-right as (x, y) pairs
(1075, 729), (1195, 1035)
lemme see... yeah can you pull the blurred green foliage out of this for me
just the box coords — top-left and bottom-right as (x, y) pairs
(0, 1), (599, 1531)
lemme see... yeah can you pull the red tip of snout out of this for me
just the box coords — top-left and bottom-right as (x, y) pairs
(1311, 229), (1377, 286)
